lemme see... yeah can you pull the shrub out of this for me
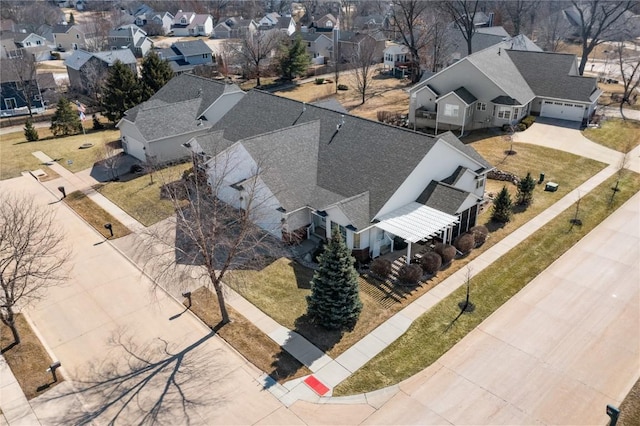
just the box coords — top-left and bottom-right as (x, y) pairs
(454, 233), (475, 254)
(516, 123), (527, 132)
(419, 252), (442, 275)
(315, 78), (325, 85)
(521, 115), (536, 128)
(492, 186), (513, 223)
(469, 225), (489, 246)
(51, 51), (60, 60)
(370, 258), (392, 279)
(337, 84), (348, 91)
(24, 120), (39, 141)
(434, 243), (456, 264)
(92, 114), (104, 130)
(397, 264), (422, 284)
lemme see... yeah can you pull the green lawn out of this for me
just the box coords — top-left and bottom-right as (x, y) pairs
(583, 118), (640, 153)
(0, 127), (119, 180)
(95, 162), (192, 226)
(334, 169), (640, 396)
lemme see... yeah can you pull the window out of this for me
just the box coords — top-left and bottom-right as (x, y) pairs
(181, 17), (187, 24)
(476, 176), (485, 189)
(36, 40), (41, 45)
(331, 222), (347, 241)
(202, 53), (208, 58)
(497, 107), (511, 119)
(514, 108), (519, 118)
(476, 102), (486, 111)
(76, 34), (80, 39)
(444, 104), (459, 117)
(5, 98), (17, 109)
(307, 42), (311, 47)
(353, 232), (360, 249)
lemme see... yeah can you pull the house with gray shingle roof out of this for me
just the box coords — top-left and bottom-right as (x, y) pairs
(108, 24), (153, 57)
(64, 49), (137, 93)
(155, 40), (213, 74)
(183, 87), (492, 261)
(117, 73), (245, 163)
(171, 12), (213, 37)
(409, 39), (601, 133)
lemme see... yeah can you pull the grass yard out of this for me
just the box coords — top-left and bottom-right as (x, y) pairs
(95, 162), (192, 226)
(227, 258), (430, 357)
(0, 128), (119, 180)
(583, 118), (640, 152)
(275, 73), (410, 121)
(1, 314), (63, 400)
(335, 169), (640, 395)
(64, 190), (131, 238)
(597, 82), (640, 112)
(186, 286), (311, 383)
(620, 376), (640, 426)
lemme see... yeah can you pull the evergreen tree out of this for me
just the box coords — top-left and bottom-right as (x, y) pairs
(491, 186), (513, 223)
(50, 98), (82, 136)
(516, 172), (536, 206)
(278, 35), (310, 81)
(68, 12), (75, 25)
(139, 51), (174, 102)
(306, 228), (362, 330)
(24, 119), (39, 141)
(102, 60), (141, 123)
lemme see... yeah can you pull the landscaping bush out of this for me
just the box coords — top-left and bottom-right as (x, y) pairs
(454, 233), (475, 255)
(469, 225), (489, 246)
(419, 251), (442, 275)
(24, 120), (39, 141)
(370, 258), (392, 279)
(315, 78), (325, 85)
(397, 264), (422, 284)
(51, 51), (60, 60)
(521, 115), (536, 128)
(434, 243), (456, 264)
(337, 84), (348, 91)
(516, 123), (527, 132)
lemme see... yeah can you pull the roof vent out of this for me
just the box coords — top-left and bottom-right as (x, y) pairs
(302, 102), (306, 112)
(336, 114), (345, 131)
(497, 48), (501, 56)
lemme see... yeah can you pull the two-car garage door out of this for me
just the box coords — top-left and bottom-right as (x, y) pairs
(540, 100), (585, 122)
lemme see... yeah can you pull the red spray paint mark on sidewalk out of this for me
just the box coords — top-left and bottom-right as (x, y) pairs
(304, 375), (330, 396)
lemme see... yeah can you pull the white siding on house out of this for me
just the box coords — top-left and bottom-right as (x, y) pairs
(285, 207), (311, 232)
(375, 139), (485, 218)
(118, 120), (147, 161)
(148, 130), (211, 163)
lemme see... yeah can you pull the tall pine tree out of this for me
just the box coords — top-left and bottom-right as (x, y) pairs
(50, 98), (82, 136)
(139, 51), (174, 102)
(516, 172), (536, 206)
(278, 35), (310, 81)
(491, 186), (513, 223)
(102, 60), (141, 123)
(307, 228), (362, 330)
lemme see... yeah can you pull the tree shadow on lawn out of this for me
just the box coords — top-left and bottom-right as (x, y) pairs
(40, 328), (226, 425)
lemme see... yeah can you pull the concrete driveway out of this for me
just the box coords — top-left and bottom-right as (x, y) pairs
(513, 119), (625, 167)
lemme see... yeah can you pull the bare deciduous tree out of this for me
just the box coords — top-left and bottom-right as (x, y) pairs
(226, 29), (283, 86)
(3, 51), (41, 118)
(138, 146), (285, 325)
(499, 0), (536, 36)
(96, 140), (123, 181)
(614, 41), (640, 120)
(351, 36), (378, 104)
(440, 0), (481, 56)
(569, 0), (635, 75)
(536, 1), (573, 52)
(390, 0), (431, 82)
(0, 194), (69, 347)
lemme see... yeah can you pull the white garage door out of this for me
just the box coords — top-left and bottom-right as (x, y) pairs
(122, 136), (146, 162)
(541, 100), (585, 121)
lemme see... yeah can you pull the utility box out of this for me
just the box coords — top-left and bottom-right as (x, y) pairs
(545, 182), (559, 192)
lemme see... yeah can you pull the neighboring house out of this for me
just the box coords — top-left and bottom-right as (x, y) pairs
(353, 14), (388, 31)
(108, 24), (153, 57)
(562, 5), (640, 41)
(135, 11), (174, 35)
(0, 59), (45, 117)
(383, 43), (410, 76)
(336, 31), (385, 63)
(64, 49), (137, 93)
(1, 32), (51, 61)
(52, 24), (87, 51)
(213, 17), (259, 39)
(409, 40), (602, 133)
(259, 12), (281, 27)
(274, 16), (297, 36)
(171, 11), (214, 37)
(156, 40), (213, 74)
(314, 13), (338, 30)
(184, 88), (492, 261)
(117, 73), (245, 163)
(296, 32), (332, 63)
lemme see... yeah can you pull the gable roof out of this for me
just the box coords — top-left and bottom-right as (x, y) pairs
(52, 24), (82, 34)
(172, 39), (212, 56)
(204, 89), (489, 228)
(416, 181), (471, 215)
(506, 50), (598, 103)
(109, 24), (146, 38)
(64, 49), (137, 70)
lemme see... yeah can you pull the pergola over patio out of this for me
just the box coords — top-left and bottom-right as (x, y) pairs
(375, 202), (459, 264)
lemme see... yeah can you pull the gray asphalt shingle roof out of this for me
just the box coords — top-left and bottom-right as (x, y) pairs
(417, 181), (471, 215)
(506, 50), (599, 103)
(453, 87), (478, 105)
(205, 89), (490, 229)
(172, 40), (212, 56)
